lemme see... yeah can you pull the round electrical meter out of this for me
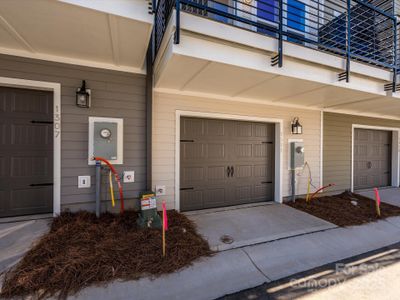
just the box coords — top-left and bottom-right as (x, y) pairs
(100, 128), (112, 139)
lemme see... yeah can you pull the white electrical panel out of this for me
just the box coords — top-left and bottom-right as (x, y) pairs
(88, 117), (123, 165)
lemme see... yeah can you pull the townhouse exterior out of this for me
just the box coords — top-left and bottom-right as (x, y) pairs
(1, 0), (400, 218)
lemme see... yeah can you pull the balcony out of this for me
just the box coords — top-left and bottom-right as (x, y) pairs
(151, 0), (400, 118)
(155, 0), (397, 71)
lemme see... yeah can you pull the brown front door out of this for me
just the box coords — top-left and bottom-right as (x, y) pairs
(180, 117), (274, 211)
(354, 128), (391, 190)
(0, 87), (53, 217)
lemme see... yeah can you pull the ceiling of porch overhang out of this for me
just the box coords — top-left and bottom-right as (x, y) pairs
(155, 54), (400, 119)
(0, 0), (152, 73)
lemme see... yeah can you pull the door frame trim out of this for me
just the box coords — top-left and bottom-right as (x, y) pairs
(351, 124), (400, 192)
(0, 76), (61, 216)
(175, 110), (283, 211)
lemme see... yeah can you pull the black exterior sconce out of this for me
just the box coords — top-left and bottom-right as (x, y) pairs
(291, 117), (303, 134)
(76, 80), (91, 108)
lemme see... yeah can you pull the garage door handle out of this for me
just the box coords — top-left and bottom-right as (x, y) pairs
(231, 166), (234, 177)
(367, 161), (372, 169)
(30, 183), (53, 187)
(31, 120), (54, 124)
(227, 166), (231, 177)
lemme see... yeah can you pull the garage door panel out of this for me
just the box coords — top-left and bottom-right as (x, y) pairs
(254, 183), (273, 201)
(207, 143), (225, 159)
(207, 166), (227, 181)
(354, 128), (391, 190)
(181, 117), (205, 139)
(206, 119), (225, 137)
(10, 187), (52, 210)
(180, 117), (274, 211)
(180, 190), (204, 211)
(181, 143), (205, 160)
(181, 166), (205, 184)
(203, 188), (226, 207)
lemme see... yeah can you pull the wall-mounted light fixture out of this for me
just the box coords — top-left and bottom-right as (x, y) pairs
(291, 117), (303, 134)
(76, 80), (91, 108)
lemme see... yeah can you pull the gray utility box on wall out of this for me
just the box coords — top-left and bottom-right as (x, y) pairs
(290, 141), (305, 170)
(88, 116), (123, 165)
(93, 122), (118, 160)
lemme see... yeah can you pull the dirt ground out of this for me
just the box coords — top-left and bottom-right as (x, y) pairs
(286, 191), (400, 227)
(0, 210), (212, 299)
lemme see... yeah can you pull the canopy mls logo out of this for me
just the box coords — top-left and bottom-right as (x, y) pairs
(289, 262), (381, 291)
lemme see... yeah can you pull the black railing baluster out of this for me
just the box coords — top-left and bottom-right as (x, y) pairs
(392, 18), (397, 93)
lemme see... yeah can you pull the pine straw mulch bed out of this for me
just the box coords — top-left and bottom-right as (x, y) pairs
(0, 210), (213, 299)
(286, 191), (400, 227)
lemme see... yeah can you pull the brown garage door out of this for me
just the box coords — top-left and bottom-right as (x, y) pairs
(354, 128), (391, 190)
(0, 87), (53, 218)
(180, 117), (274, 211)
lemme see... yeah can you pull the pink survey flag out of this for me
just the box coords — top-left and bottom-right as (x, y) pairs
(374, 188), (381, 206)
(162, 200), (168, 231)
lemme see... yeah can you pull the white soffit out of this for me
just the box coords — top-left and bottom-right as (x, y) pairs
(0, 0), (152, 73)
(155, 53), (400, 118)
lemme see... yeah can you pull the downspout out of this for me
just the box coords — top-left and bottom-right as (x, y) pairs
(146, 42), (154, 191)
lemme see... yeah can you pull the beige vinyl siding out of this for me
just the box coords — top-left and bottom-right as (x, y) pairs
(0, 54), (146, 212)
(153, 92), (322, 209)
(323, 112), (400, 192)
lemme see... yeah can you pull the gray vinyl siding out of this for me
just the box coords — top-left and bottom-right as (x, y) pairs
(323, 112), (400, 192)
(0, 54), (146, 212)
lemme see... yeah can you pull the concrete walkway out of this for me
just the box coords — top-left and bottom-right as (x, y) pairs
(187, 204), (336, 251)
(70, 216), (400, 300)
(0, 219), (50, 276)
(358, 188), (400, 207)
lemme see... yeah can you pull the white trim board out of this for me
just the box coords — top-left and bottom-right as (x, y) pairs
(175, 110), (283, 212)
(351, 124), (400, 192)
(0, 76), (61, 216)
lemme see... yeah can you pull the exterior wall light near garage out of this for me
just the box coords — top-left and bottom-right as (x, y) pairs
(76, 80), (91, 108)
(291, 117), (303, 134)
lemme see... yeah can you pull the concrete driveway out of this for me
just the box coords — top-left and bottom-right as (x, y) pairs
(186, 203), (337, 251)
(358, 188), (400, 207)
(0, 219), (49, 276)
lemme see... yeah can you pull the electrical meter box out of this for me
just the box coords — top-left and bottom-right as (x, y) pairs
(290, 141), (305, 170)
(88, 117), (123, 165)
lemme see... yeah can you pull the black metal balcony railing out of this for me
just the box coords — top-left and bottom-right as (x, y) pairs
(153, 0), (398, 88)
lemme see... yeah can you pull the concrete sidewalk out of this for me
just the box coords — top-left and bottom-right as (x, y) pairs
(70, 216), (400, 300)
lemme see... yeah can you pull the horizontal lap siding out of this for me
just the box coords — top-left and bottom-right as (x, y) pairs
(153, 92), (322, 209)
(0, 54), (146, 212)
(323, 112), (400, 192)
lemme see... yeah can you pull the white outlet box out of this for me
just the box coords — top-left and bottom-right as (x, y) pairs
(123, 171), (135, 183)
(155, 185), (166, 196)
(78, 176), (91, 188)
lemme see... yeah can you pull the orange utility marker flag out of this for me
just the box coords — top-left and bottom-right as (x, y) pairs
(374, 188), (381, 217)
(162, 200), (168, 257)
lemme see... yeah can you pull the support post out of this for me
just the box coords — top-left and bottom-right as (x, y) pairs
(174, 0), (180, 44)
(95, 160), (101, 218)
(339, 0), (351, 82)
(271, 0), (283, 67)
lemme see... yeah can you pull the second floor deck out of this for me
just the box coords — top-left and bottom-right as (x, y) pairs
(154, 0), (398, 84)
